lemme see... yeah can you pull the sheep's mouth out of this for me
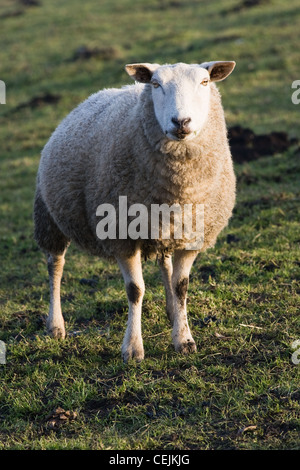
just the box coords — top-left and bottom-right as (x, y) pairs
(168, 130), (193, 141)
(176, 131), (191, 140)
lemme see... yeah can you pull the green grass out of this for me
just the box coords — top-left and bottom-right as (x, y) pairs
(0, 0), (299, 450)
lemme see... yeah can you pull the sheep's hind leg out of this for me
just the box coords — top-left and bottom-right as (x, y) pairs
(117, 249), (145, 362)
(158, 253), (175, 325)
(47, 250), (67, 339)
(172, 249), (198, 354)
(33, 187), (69, 339)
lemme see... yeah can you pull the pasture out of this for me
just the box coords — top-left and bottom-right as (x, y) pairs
(0, 0), (299, 450)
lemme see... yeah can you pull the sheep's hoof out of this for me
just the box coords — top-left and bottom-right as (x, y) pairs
(122, 344), (144, 363)
(47, 326), (66, 339)
(175, 339), (197, 355)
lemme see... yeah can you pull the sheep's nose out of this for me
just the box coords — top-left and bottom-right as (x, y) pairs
(171, 117), (192, 139)
(171, 117), (191, 130)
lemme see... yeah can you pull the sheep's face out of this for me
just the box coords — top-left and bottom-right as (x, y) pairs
(126, 61), (235, 142)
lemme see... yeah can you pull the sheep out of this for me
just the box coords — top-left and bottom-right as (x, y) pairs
(34, 60), (236, 362)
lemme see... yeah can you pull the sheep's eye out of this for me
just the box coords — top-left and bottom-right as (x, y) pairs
(151, 80), (160, 89)
(201, 79), (209, 86)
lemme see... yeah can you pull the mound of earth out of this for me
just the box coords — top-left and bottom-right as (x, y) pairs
(228, 125), (297, 163)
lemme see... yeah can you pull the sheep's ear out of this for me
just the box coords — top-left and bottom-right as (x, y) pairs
(125, 63), (160, 83)
(200, 61), (236, 82)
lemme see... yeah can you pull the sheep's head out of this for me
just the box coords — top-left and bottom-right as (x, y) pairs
(125, 61), (235, 141)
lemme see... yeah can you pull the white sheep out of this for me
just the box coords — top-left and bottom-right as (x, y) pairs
(34, 60), (236, 362)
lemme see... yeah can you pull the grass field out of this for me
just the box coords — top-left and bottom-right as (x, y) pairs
(0, 0), (299, 450)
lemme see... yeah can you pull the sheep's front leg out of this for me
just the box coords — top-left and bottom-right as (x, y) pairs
(117, 250), (145, 362)
(47, 251), (66, 339)
(172, 249), (198, 354)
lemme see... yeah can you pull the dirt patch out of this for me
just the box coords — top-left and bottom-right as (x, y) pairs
(0, 1), (40, 19)
(228, 126), (297, 163)
(263, 420), (300, 440)
(225, 0), (269, 14)
(71, 45), (118, 61)
(226, 234), (240, 243)
(85, 397), (119, 416)
(197, 265), (217, 282)
(157, 1), (184, 8)
(15, 92), (61, 111)
(0, 9), (24, 19)
(196, 315), (219, 328)
(18, 0), (41, 5)
(149, 1), (198, 10)
(79, 277), (99, 287)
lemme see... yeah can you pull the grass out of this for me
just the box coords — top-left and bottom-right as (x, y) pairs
(0, 0), (299, 450)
